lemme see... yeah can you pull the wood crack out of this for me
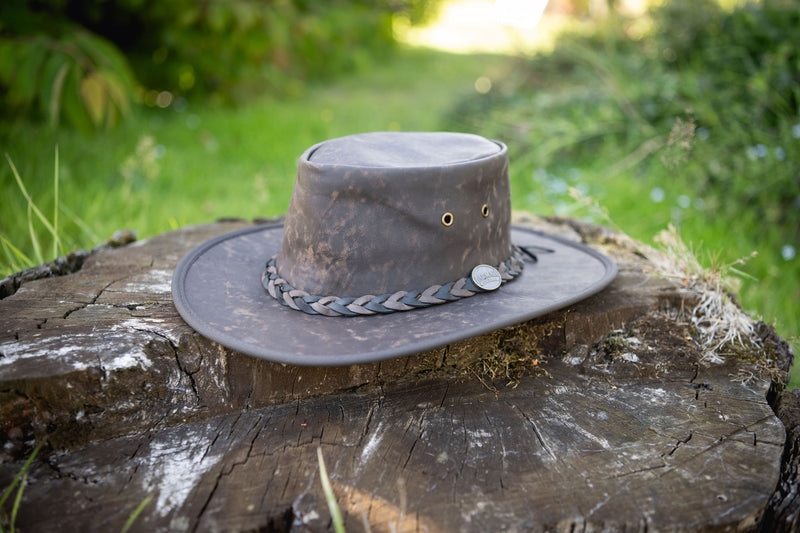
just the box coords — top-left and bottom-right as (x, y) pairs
(133, 326), (201, 404)
(665, 431), (694, 457)
(519, 408), (557, 462)
(191, 415), (265, 531)
(61, 276), (127, 320)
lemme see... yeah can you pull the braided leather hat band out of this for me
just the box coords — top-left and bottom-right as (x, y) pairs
(262, 246), (528, 317)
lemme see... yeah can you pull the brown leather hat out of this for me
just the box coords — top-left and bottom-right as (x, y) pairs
(172, 132), (616, 366)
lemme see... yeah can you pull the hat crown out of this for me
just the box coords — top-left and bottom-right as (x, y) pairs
(276, 132), (512, 297)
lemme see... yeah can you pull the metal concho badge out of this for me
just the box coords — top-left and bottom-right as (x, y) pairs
(471, 264), (502, 291)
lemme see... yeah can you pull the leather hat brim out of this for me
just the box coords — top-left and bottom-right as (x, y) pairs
(172, 223), (617, 366)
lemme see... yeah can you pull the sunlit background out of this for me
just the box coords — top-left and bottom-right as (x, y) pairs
(396, 0), (648, 54)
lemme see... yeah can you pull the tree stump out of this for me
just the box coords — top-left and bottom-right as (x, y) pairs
(0, 216), (796, 532)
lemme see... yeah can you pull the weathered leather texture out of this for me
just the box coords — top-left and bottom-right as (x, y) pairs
(276, 132), (512, 297)
(172, 224), (617, 366)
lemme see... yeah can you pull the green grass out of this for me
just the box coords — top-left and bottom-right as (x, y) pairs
(3, 148), (64, 267)
(317, 447), (345, 533)
(0, 441), (43, 533)
(0, 47), (508, 274)
(120, 495), (153, 533)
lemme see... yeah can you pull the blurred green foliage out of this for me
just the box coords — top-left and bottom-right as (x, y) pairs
(450, 0), (800, 243)
(0, 0), (442, 130)
(0, 18), (135, 133)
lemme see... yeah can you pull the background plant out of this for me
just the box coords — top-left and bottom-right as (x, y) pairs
(0, 0), (443, 130)
(0, 16), (135, 133)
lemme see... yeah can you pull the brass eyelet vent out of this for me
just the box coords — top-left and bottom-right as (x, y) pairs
(481, 204), (489, 217)
(441, 212), (454, 227)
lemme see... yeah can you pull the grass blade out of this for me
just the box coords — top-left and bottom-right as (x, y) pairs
(120, 495), (152, 533)
(53, 145), (61, 258)
(9, 473), (26, 533)
(5, 153), (59, 262)
(728, 266), (758, 282)
(317, 447), (345, 533)
(26, 204), (43, 266)
(58, 204), (100, 243)
(0, 236), (34, 275)
(0, 441), (44, 510)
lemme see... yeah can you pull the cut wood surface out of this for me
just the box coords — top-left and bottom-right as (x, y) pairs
(0, 216), (795, 532)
